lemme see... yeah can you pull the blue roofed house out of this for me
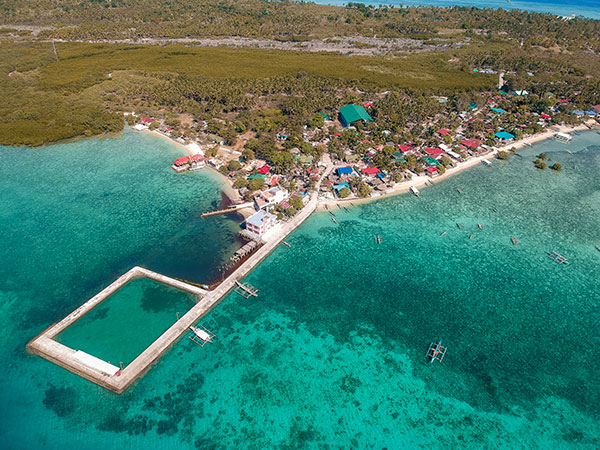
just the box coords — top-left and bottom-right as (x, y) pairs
(495, 131), (515, 140)
(339, 104), (373, 128)
(333, 182), (350, 194)
(336, 166), (353, 176)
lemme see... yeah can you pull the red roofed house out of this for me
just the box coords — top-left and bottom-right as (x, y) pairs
(541, 114), (551, 119)
(257, 164), (270, 175)
(363, 102), (373, 108)
(190, 154), (206, 162)
(139, 117), (157, 125)
(398, 145), (413, 153)
(461, 138), (482, 149)
(362, 167), (381, 176)
(425, 166), (439, 176)
(173, 156), (190, 166)
(593, 105), (600, 113)
(424, 147), (444, 159)
(437, 129), (450, 136)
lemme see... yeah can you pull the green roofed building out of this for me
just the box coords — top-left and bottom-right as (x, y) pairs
(247, 174), (267, 180)
(339, 104), (373, 127)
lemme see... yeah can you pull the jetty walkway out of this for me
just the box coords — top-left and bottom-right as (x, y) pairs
(28, 164), (332, 394)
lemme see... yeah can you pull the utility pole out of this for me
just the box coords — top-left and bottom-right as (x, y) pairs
(51, 40), (59, 61)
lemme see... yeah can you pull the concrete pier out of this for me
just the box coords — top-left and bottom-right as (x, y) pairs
(28, 165), (333, 393)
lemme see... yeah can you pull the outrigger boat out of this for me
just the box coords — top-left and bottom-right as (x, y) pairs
(409, 186), (420, 197)
(234, 280), (259, 298)
(332, 217), (338, 224)
(426, 340), (447, 363)
(478, 224), (483, 229)
(440, 231), (447, 236)
(375, 235), (382, 244)
(329, 211), (336, 217)
(457, 223), (463, 229)
(469, 234), (474, 239)
(548, 251), (569, 264)
(596, 245), (600, 252)
(511, 236), (518, 245)
(282, 241), (291, 247)
(344, 207), (351, 213)
(189, 325), (216, 347)
(457, 188), (464, 194)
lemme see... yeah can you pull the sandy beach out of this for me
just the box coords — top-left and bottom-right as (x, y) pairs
(317, 122), (597, 210)
(135, 120), (597, 212)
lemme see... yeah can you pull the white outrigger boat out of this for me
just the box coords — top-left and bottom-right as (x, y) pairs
(426, 340), (447, 363)
(189, 325), (216, 347)
(409, 186), (420, 197)
(554, 132), (572, 143)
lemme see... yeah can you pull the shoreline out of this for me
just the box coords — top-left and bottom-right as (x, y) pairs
(317, 122), (596, 210)
(136, 127), (242, 203)
(134, 121), (597, 213)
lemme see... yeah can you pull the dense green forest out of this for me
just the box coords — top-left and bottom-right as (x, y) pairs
(1, 0), (599, 51)
(0, 0), (598, 146)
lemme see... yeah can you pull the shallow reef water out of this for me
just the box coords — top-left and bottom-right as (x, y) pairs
(0, 130), (599, 448)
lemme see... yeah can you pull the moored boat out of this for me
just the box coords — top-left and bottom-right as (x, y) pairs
(440, 231), (447, 236)
(409, 186), (420, 197)
(555, 132), (572, 143)
(511, 236), (518, 245)
(426, 340), (447, 363)
(332, 217), (338, 224)
(457, 223), (463, 229)
(547, 251), (569, 264)
(478, 224), (483, 229)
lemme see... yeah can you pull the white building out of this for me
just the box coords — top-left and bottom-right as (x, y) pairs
(245, 210), (277, 238)
(254, 186), (289, 210)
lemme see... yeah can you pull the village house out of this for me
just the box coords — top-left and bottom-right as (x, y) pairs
(254, 186), (289, 210)
(244, 210), (278, 240)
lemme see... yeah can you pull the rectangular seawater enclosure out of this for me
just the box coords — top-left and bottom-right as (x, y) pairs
(27, 266), (208, 393)
(55, 277), (198, 367)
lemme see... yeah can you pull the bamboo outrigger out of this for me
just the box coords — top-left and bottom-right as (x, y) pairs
(234, 280), (259, 298)
(548, 251), (569, 264)
(189, 326), (216, 347)
(426, 340), (447, 363)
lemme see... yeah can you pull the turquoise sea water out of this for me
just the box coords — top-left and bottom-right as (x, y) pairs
(56, 278), (198, 366)
(1, 130), (599, 448)
(311, 0), (600, 20)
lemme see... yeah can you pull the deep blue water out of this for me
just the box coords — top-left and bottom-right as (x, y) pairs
(0, 130), (599, 448)
(311, 0), (600, 20)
